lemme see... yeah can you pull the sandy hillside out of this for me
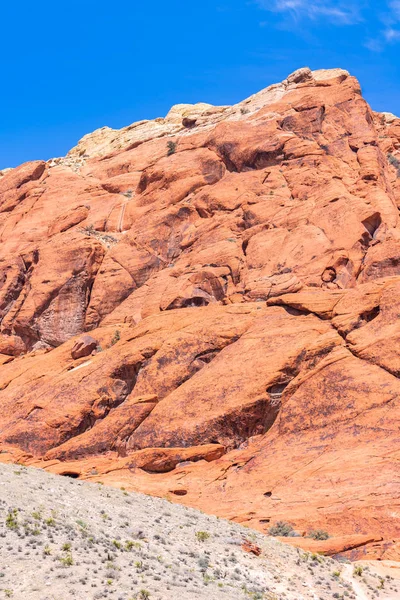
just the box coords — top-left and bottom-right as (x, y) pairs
(0, 463), (399, 600)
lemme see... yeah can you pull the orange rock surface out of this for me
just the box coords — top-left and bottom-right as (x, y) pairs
(1, 67), (400, 559)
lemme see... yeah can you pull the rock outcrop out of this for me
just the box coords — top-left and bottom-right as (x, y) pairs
(1, 67), (400, 559)
(71, 335), (98, 359)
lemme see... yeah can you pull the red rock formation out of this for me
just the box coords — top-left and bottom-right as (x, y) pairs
(71, 335), (98, 359)
(241, 540), (262, 556)
(1, 67), (400, 559)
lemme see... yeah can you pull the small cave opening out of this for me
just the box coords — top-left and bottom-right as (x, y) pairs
(216, 143), (239, 173)
(184, 297), (210, 308)
(281, 305), (310, 317)
(182, 117), (197, 129)
(362, 213), (382, 239)
(60, 471), (80, 479)
(110, 360), (144, 398)
(171, 296), (210, 309)
(195, 206), (211, 219)
(321, 267), (336, 283)
(169, 489), (188, 496)
(267, 381), (290, 401)
(362, 306), (380, 323)
(357, 306), (380, 328)
(193, 350), (219, 367)
(263, 491), (272, 498)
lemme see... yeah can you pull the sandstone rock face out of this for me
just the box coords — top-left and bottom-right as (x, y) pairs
(1, 67), (400, 559)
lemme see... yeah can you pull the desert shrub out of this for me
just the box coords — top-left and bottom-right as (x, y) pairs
(75, 519), (86, 529)
(6, 509), (18, 530)
(388, 153), (400, 176)
(110, 330), (121, 346)
(195, 531), (210, 542)
(59, 553), (73, 566)
(268, 521), (295, 537)
(167, 141), (176, 156)
(308, 529), (329, 540)
(125, 540), (136, 551)
(198, 556), (209, 572)
(310, 552), (323, 563)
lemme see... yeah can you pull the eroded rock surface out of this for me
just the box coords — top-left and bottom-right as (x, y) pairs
(1, 67), (400, 559)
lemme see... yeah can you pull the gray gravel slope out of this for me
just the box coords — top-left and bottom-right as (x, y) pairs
(0, 463), (398, 600)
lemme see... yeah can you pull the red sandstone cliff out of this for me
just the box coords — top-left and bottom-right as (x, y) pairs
(1, 67), (400, 559)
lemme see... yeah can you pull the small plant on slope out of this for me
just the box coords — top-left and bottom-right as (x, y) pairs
(195, 531), (210, 542)
(308, 529), (329, 540)
(167, 141), (176, 156)
(268, 521), (295, 537)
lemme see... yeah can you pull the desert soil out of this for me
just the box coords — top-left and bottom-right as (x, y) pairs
(0, 463), (399, 600)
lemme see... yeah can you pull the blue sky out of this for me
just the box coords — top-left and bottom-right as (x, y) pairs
(1, 0), (400, 169)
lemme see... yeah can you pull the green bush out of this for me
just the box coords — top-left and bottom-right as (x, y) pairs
(110, 330), (120, 346)
(167, 141), (176, 156)
(59, 553), (73, 566)
(5, 510), (18, 530)
(268, 521), (295, 537)
(195, 531), (210, 542)
(388, 153), (400, 176)
(308, 529), (329, 540)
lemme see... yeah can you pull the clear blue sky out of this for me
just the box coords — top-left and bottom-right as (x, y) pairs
(1, 0), (400, 169)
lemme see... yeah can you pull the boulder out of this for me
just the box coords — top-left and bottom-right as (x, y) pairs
(71, 335), (98, 359)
